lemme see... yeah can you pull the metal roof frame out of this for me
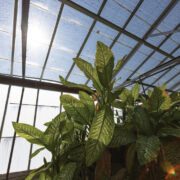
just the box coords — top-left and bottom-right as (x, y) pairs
(0, 0), (180, 178)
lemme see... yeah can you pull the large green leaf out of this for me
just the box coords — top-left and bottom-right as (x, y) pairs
(60, 95), (89, 125)
(44, 113), (64, 135)
(59, 75), (94, 94)
(79, 91), (95, 122)
(112, 100), (124, 109)
(148, 87), (171, 112)
(59, 162), (76, 180)
(132, 83), (140, 101)
(73, 58), (103, 94)
(109, 125), (136, 148)
(136, 135), (160, 165)
(86, 106), (114, 166)
(112, 56), (126, 77)
(30, 147), (45, 159)
(157, 127), (180, 137)
(95, 41), (114, 87)
(12, 122), (44, 145)
(39, 172), (51, 180)
(134, 106), (153, 135)
(109, 87), (123, 104)
(119, 88), (133, 105)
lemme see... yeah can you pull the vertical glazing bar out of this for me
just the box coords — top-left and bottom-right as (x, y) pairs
(27, 89), (40, 170)
(0, 0), (18, 141)
(6, 87), (24, 180)
(0, 86), (11, 140)
(21, 0), (30, 78)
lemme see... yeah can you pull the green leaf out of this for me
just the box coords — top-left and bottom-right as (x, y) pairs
(136, 135), (160, 165)
(60, 95), (89, 125)
(119, 88), (133, 105)
(86, 106), (114, 166)
(112, 56), (126, 77)
(44, 113), (64, 135)
(140, 96), (148, 109)
(157, 127), (180, 137)
(95, 41), (114, 87)
(109, 88), (123, 104)
(30, 147), (45, 159)
(170, 92), (180, 102)
(39, 172), (51, 180)
(58, 162), (76, 180)
(59, 75), (94, 94)
(112, 100), (124, 109)
(148, 87), (171, 112)
(147, 89), (152, 97)
(79, 91), (95, 122)
(134, 106), (153, 135)
(132, 83), (140, 101)
(12, 122), (44, 146)
(25, 166), (46, 180)
(109, 125), (136, 148)
(73, 58), (103, 94)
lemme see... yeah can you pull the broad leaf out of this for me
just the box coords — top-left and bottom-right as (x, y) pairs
(157, 127), (180, 137)
(148, 87), (171, 112)
(58, 162), (76, 180)
(112, 100), (124, 109)
(119, 88), (133, 105)
(59, 75), (94, 94)
(39, 172), (51, 180)
(136, 135), (160, 165)
(79, 91), (95, 122)
(132, 83), (140, 101)
(12, 122), (44, 146)
(60, 95), (89, 125)
(109, 88), (123, 104)
(86, 106), (114, 166)
(73, 58), (103, 94)
(112, 56), (126, 77)
(134, 106), (152, 135)
(31, 147), (45, 159)
(147, 89), (152, 97)
(109, 125), (136, 148)
(95, 41), (114, 87)
(44, 113), (64, 135)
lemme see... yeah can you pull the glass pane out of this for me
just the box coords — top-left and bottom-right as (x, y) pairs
(0, 137), (13, 174)
(0, 0), (14, 33)
(10, 137), (31, 172)
(71, 0), (103, 13)
(101, 0), (131, 27)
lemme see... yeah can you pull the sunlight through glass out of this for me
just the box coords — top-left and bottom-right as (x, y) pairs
(27, 22), (47, 45)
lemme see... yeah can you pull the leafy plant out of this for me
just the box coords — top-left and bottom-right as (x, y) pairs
(111, 85), (180, 179)
(12, 41), (180, 180)
(13, 41), (125, 179)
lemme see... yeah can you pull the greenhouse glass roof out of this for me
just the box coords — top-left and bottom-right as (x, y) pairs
(0, 0), (180, 177)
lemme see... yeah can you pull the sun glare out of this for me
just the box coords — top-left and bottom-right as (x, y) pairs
(27, 23), (47, 45)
